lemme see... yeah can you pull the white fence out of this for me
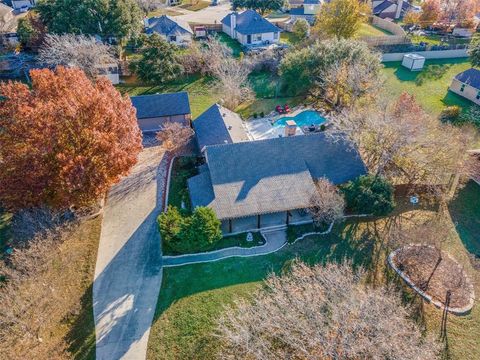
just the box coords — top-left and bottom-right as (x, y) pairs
(382, 49), (469, 62)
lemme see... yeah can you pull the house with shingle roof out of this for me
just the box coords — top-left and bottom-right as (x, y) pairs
(188, 132), (366, 234)
(289, 0), (322, 24)
(130, 92), (191, 133)
(193, 103), (250, 152)
(144, 15), (193, 46)
(449, 68), (480, 106)
(221, 9), (282, 46)
(372, 0), (412, 19)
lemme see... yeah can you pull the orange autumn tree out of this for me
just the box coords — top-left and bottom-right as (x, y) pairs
(0, 67), (143, 210)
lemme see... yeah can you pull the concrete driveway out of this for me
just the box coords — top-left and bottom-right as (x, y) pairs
(177, 2), (232, 25)
(93, 146), (167, 360)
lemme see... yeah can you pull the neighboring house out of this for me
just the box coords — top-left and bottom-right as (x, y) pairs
(372, 0), (411, 19)
(449, 68), (480, 106)
(0, 3), (15, 31)
(289, 0), (322, 24)
(11, 0), (36, 11)
(144, 15), (193, 46)
(221, 9), (282, 46)
(188, 132), (366, 234)
(193, 103), (250, 152)
(96, 63), (120, 85)
(130, 92), (191, 133)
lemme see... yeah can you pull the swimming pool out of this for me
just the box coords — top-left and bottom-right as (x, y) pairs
(274, 110), (326, 128)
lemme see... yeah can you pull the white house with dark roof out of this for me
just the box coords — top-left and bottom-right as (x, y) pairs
(188, 132), (366, 234)
(289, 0), (322, 24)
(193, 103), (249, 152)
(449, 68), (480, 106)
(130, 92), (191, 133)
(144, 15), (193, 46)
(221, 9), (282, 46)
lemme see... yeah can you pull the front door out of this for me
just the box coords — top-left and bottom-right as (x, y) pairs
(247, 35), (251, 44)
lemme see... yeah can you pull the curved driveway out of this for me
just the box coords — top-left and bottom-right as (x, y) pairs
(93, 146), (166, 360)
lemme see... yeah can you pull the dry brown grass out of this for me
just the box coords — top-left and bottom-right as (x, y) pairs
(0, 216), (101, 360)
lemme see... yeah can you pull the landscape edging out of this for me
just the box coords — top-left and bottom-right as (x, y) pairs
(388, 245), (475, 315)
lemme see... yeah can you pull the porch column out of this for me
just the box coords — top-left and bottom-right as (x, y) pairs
(257, 214), (261, 229)
(228, 219), (233, 233)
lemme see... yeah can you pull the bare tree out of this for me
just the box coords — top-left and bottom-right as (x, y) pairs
(217, 261), (441, 360)
(38, 34), (116, 79)
(203, 37), (254, 110)
(156, 122), (194, 154)
(308, 178), (345, 227)
(333, 93), (476, 198)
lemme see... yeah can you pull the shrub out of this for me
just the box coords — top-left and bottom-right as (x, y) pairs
(180, 207), (222, 251)
(440, 105), (461, 123)
(461, 104), (480, 128)
(253, 113), (258, 118)
(260, 111), (265, 117)
(292, 19), (310, 41)
(157, 206), (222, 254)
(341, 175), (395, 216)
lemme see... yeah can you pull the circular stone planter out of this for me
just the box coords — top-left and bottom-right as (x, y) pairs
(388, 244), (475, 315)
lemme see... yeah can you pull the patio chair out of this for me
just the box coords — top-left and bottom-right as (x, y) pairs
(276, 105), (284, 114)
(284, 104), (290, 113)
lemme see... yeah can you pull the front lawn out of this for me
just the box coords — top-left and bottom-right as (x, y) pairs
(117, 74), (220, 119)
(179, 0), (210, 11)
(381, 58), (473, 116)
(147, 200), (480, 360)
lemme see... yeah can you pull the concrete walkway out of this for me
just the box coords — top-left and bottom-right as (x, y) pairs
(93, 146), (167, 360)
(163, 229), (287, 267)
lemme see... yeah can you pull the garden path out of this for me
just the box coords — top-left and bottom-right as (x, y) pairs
(162, 229), (287, 267)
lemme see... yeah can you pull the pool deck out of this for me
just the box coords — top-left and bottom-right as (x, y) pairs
(245, 107), (323, 140)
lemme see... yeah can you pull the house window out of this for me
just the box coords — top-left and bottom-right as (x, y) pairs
(254, 34), (262, 42)
(274, 32), (279, 40)
(169, 35), (177, 42)
(460, 84), (466, 92)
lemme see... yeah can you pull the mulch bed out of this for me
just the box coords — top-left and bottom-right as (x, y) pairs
(391, 245), (474, 310)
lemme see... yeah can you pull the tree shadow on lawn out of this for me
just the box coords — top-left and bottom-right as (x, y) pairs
(155, 200), (437, 317)
(448, 181), (480, 257)
(386, 58), (470, 84)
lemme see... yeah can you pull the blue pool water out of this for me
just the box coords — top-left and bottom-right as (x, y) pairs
(273, 110), (326, 128)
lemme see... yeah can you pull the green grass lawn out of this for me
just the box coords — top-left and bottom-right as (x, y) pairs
(381, 58), (474, 116)
(117, 74), (220, 119)
(280, 32), (302, 46)
(217, 32), (244, 58)
(147, 199), (480, 360)
(356, 23), (393, 38)
(409, 34), (471, 47)
(448, 181), (480, 256)
(167, 156), (202, 213)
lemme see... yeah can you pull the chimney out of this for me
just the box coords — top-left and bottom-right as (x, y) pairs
(285, 120), (297, 137)
(143, 16), (149, 28)
(395, 0), (404, 19)
(230, 13), (237, 37)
